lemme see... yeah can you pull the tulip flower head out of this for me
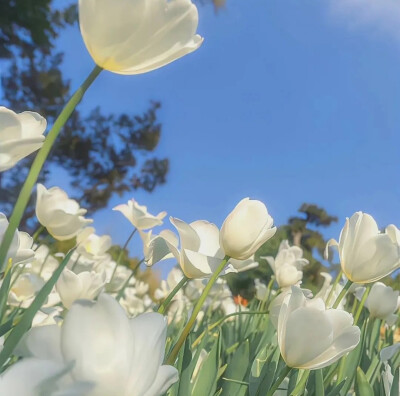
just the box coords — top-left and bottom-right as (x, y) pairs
(10, 294), (178, 396)
(220, 198), (276, 260)
(79, 0), (203, 75)
(0, 213), (35, 266)
(0, 106), (46, 172)
(277, 286), (360, 370)
(354, 282), (400, 325)
(113, 199), (166, 230)
(36, 184), (93, 241)
(263, 240), (309, 289)
(326, 212), (400, 283)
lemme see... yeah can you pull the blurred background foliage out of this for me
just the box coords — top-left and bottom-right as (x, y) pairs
(1, 0), (398, 296)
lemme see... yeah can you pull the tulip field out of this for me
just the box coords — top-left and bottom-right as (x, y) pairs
(0, 0), (399, 395)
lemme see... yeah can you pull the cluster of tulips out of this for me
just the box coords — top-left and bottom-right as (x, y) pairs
(0, 0), (399, 394)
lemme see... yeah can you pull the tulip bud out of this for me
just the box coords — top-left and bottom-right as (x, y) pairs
(79, 0), (203, 75)
(277, 286), (360, 370)
(35, 184), (93, 241)
(220, 198), (276, 260)
(326, 212), (400, 283)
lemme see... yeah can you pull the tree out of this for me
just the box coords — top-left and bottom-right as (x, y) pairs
(0, 1), (168, 230)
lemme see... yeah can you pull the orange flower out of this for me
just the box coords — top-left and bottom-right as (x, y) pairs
(233, 295), (249, 307)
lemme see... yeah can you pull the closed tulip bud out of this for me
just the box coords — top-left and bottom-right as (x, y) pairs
(220, 198), (276, 260)
(79, 0), (203, 75)
(278, 286), (360, 370)
(0, 107), (46, 172)
(355, 282), (400, 324)
(35, 184), (93, 241)
(326, 212), (400, 283)
(113, 199), (166, 230)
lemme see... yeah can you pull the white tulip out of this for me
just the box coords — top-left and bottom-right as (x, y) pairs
(29, 244), (59, 281)
(0, 214), (35, 266)
(56, 268), (107, 309)
(380, 343), (400, 362)
(354, 282), (400, 324)
(169, 217), (233, 278)
(0, 107), (46, 172)
(139, 229), (177, 266)
(36, 184), (93, 241)
(277, 286), (360, 370)
(79, 0), (203, 75)
(263, 240), (309, 289)
(8, 273), (45, 308)
(254, 279), (268, 301)
(229, 256), (259, 272)
(0, 358), (92, 395)
(114, 199), (166, 230)
(326, 212), (400, 283)
(17, 294), (178, 395)
(77, 228), (112, 261)
(220, 198), (276, 260)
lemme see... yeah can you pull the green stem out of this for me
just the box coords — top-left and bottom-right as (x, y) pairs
(291, 369), (310, 395)
(116, 258), (145, 301)
(332, 279), (353, 309)
(354, 284), (372, 325)
(166, 255), (230, 365)
(0, 65), (102, 271)
(157, 275), (188, 314)
(266, 365), (292, 396)
(109, 228), (137, 283)
(326, 270), (343, 306)
(32, 225), (45, 244)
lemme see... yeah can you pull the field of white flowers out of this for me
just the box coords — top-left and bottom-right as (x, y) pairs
(0, 0), (399, 395)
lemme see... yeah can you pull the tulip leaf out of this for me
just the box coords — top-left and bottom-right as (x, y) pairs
(390, 367), (399, 396)
(0, 249), (74, 369)
(192, 333), (221, 396)
(356, 367), (374, 396)
(314, 369), (325, 396)
(0, 261), (12, 323)
(221, 339), (249, 396)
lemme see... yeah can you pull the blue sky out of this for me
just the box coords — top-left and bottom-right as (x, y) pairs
(47, 1), (400, 274)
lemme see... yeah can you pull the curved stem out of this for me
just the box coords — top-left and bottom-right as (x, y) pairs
(110, 228), (137, 283)
(116, 260), (145, 301)
(354, 284), (372, 325)
(332, 279), (353, 309)
(157, 275), (188, 314)
(191, 310), (268, 348)
(0, 65), (103, 271)
(166, 256), (230, 365)
(326, 270), (343, 306)
(266, 365), (292, 396)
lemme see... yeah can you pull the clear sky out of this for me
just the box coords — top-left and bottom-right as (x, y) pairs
(51, 0), (400, 276)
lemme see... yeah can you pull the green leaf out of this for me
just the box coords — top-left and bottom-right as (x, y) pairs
(0, 262), (12, 322)
(390, 367), (399, 396)
(315, 369), (324, 396)
(356, 367), (374, 396)
(0, 249), (74, 368)
(221, 340), (249, 396)
(192, 333), (220, 396)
